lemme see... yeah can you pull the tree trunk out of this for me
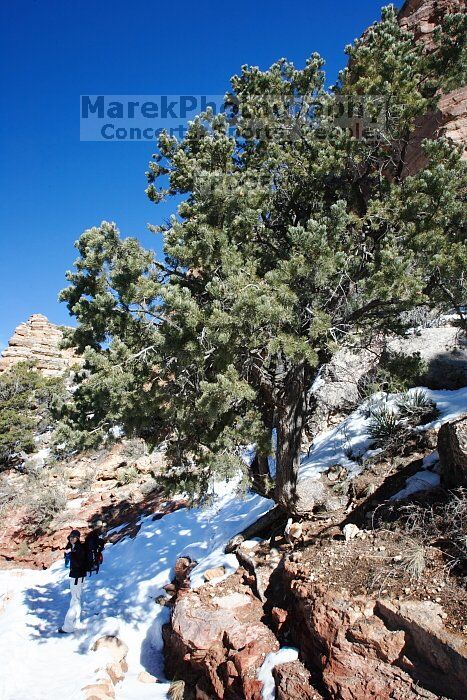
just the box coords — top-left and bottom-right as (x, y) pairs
(249, 453), (272, 497)
(274, 362), (309, 512)
(224, 505), (286, 553)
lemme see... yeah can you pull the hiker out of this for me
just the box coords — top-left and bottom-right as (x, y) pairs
(85, 519), (106, 575)
(59, 529), (87, 633)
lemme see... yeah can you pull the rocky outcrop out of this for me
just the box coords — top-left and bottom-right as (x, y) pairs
(163, 550), (467, 700)
(0, 314), (77, 377)
(308, 346), (377, 435)
(387, 325), (467, 390)
(377, 599), (467, 700)
(398, 0), (465, 51)
(437, 414), (467, 488)
(282, 559), (467, 700)
(308, 322), (467, 438)
(0, 442), (180, 570)
(283, 571), (426, 699)
(163, 571), (279, 699)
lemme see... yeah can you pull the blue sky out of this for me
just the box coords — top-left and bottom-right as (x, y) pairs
(0, 0), (397, 347)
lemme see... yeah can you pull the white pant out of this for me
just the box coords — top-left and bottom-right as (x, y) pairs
(62, 577), (85, 632)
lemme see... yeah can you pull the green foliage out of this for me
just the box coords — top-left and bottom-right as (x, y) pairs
(368, 389), (438, 446)
(59, 7), (467, 508)
(0, 362), (66, 469)
(359, 350), (427, 398)
(396, 389), (439, 422)
(368, 405), (400, 444)
(27, 477), (67, 534)
(116, 465), (140, 485)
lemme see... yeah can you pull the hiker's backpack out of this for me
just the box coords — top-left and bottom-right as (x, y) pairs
(87, 548), (104, 574)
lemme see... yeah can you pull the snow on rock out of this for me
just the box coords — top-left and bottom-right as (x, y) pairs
(0, 480), (272, 700)
(389, 470), (441, 501)
(257, 647), (299, 700)
(299, 386), (467, 484)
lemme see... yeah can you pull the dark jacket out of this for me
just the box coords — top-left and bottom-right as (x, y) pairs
(85, 530), (106, 570)
(66, 541), (88, 579)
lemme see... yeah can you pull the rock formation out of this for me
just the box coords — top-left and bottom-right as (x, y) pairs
(283, 560), (467, 700)
(437, 413), (467, 488)
(0, 313), (77, 377)
(308, 321), (467, 440)
(163, 571), (282, 699)
(398, 0), (467, 175)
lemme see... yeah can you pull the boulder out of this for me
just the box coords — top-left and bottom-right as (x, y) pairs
(437, 414), (467, 488)
(163, 572), (279, 699)
(294, 475), (348, 516)
(92, 635), (129, 663)
(272, 659), (323, 700)
(203, 566), (226, 582)
(377, 599), (467, 700)
(137, 671), (158, 683)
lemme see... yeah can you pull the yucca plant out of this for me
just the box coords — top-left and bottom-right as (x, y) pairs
(397, 389), (439, 424)
(368, 405), (400, 444)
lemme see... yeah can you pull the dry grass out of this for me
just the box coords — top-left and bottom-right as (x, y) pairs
(400, 541), (426, 580)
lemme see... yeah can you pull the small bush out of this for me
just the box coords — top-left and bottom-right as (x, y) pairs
(368, 406), (400, 444)
(395, 489), (466, 573)
(363, 482), (377, 498)
(27, 482), (67, 534)
(16, 541), (31, 557)
(397, 390), (439, 423)
(116, 465), (140, 485)
(400, 541), (426, 580)
(168, 680), (185, 700)
(358, 350), (427, 400)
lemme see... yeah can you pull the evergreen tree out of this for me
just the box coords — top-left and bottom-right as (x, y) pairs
(0, 362), (65, 469)
(60, 6), (466, 510)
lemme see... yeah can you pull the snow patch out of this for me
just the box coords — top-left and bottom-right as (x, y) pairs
(0, 479), (272, 700)
(389, 470), (441, 501)
(258, 647), (299, 700)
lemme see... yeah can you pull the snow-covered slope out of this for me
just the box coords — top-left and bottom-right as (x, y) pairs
(0, 485), (272, 700)
(299, 386), (467, 483)
(1, 386), (465, 700)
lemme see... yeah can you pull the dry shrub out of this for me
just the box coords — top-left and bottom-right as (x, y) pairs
(400, 541), (426, 580)
(398, 488), (467, 573)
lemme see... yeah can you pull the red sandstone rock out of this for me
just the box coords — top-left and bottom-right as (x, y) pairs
(397, 0), (467, 175)
(272, 660), (323, 700)
(271, 606), (289, 633)
(282, 561), (439, 700)
(164, 573), (279, 699)
(377, 599), (467, 700)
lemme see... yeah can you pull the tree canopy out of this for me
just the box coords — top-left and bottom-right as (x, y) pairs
(59, 6), (467, 510)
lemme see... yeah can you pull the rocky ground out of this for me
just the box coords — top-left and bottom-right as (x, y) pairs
(158, 413), (467, 700)
(0, 438), (181, 569)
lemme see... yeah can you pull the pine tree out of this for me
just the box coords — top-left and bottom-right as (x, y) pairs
(60, 7), (466, 511)
(0, 362), (65, 469)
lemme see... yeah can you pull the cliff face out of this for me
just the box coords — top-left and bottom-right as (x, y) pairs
(0, 313), (77, 377)
(398, 0), (464, 48)
(398, 0), (467, 174)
